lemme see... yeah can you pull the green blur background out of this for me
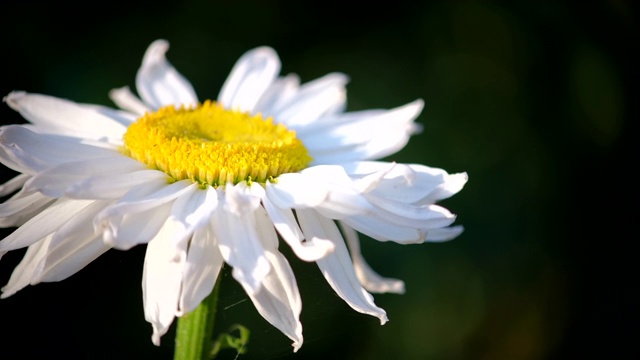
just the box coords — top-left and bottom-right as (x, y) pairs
(0, 1), (635, 359)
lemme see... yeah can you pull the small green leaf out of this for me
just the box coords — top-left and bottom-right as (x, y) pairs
(210, 324), (250, 358)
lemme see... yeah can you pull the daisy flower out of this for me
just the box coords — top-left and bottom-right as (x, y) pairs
(0, 40), (467, 352)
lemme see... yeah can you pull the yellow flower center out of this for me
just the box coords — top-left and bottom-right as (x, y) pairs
(122, 100), (312, 186)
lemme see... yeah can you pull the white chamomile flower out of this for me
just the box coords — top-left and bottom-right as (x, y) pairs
(0, 39), (467, 351)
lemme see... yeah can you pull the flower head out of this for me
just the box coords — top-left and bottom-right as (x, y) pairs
(0, 40), (467, 351)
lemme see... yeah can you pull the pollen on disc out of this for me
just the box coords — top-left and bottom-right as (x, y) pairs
(122, 100), (312, 186)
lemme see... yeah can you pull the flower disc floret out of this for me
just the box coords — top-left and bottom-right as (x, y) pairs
(123, 100), (312, 186)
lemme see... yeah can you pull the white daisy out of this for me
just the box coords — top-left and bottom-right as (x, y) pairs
(0, 39), (467, 351)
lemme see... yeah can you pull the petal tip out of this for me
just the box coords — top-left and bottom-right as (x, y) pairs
(143, 39), (170, 66)
(292, 338), (303, 352)
(151, 333), (161, 346)
(3, 91), (26, 110)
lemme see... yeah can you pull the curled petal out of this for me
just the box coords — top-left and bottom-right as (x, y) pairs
(363, 195), (458, 228)
(245, 251), (304, 352)
(243, 202), (304, 351)
(262, 194), (334, 261)
(340, 222), (405, 294)
(419, 172), (469, 204)
(136, 39), (198, 110)
(141, 184), (219, 344)
(342, 162), (468, 206)
(218, 47), (281, 112)
(425, 225), (465, 242)
(340, 215), (423, 243)
(109, 86), (152, 116)
(296, 208), (388, 324)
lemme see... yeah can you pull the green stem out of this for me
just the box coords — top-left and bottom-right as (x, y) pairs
(174, 273), (222, 360)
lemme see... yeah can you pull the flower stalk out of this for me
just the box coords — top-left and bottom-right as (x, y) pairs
(174, 273), (222, 360)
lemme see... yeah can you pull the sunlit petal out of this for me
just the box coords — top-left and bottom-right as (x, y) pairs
(218, 47), (280, 112)
(136, 39), (198, 109)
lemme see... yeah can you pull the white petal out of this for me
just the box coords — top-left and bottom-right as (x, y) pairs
(0, 173), (29, 197)
(425, 225), (464, 242)
(96, 180), (194, 249)
(150, 185), (218, 270)
(0, 198), (93, 252)
(343, 161), (461, 204)
(419, 172), (469, 203)
(289, 165), (373, 219)
(40, 233), (108, 283)
(350, 162), (398, 194)
(142, 213), (190, 346)
(0, 199), (54, 228)
(37, 200), (113, 282)
(339, 222), (405, 294)
(24, 155), (147, 198)
(213, 184), (270, 295)
(146, 187), (218, 316)
(308, 147), (365, 165)
(243, 203), (303, 351)
(254, 205), (301, 318)
(217, 47), (281, 112)
(245, 251), (304, 352)
(261, 190), (334, 262)
(0, 125), (119, 174)
(96, 180), (194, 225)
(141, 185), (218, 342)
(309, 132), (411, 164)
(363, 195), (458, 228)
(301, 100), (423, 154)
(178, 225), (223, 315)
(341, 215), (423, 243)
(300, 164), (353, 186)
(272, 73), (348, 128)
(109, 86), (152, 116)
(313, 185), (373, 219)
(102, 202), (172, 250)
(265, 173), (329, 208)
(287, 164), (456, 239)
(253, 74), (300, 116)
(136, 39), (198, 110)
(66, 170), (167, 200)
(0, 143), (29, 174)
(3, 91), (129, 141)
(0, 190), (51, 219)
(0, 235), (51, 298)
(296, 208), (388, 324)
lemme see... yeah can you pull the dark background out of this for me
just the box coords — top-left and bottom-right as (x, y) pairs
(0, 1), (636, 359)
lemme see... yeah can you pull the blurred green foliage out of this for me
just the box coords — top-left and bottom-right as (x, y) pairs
(0, 1), (635, 359)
